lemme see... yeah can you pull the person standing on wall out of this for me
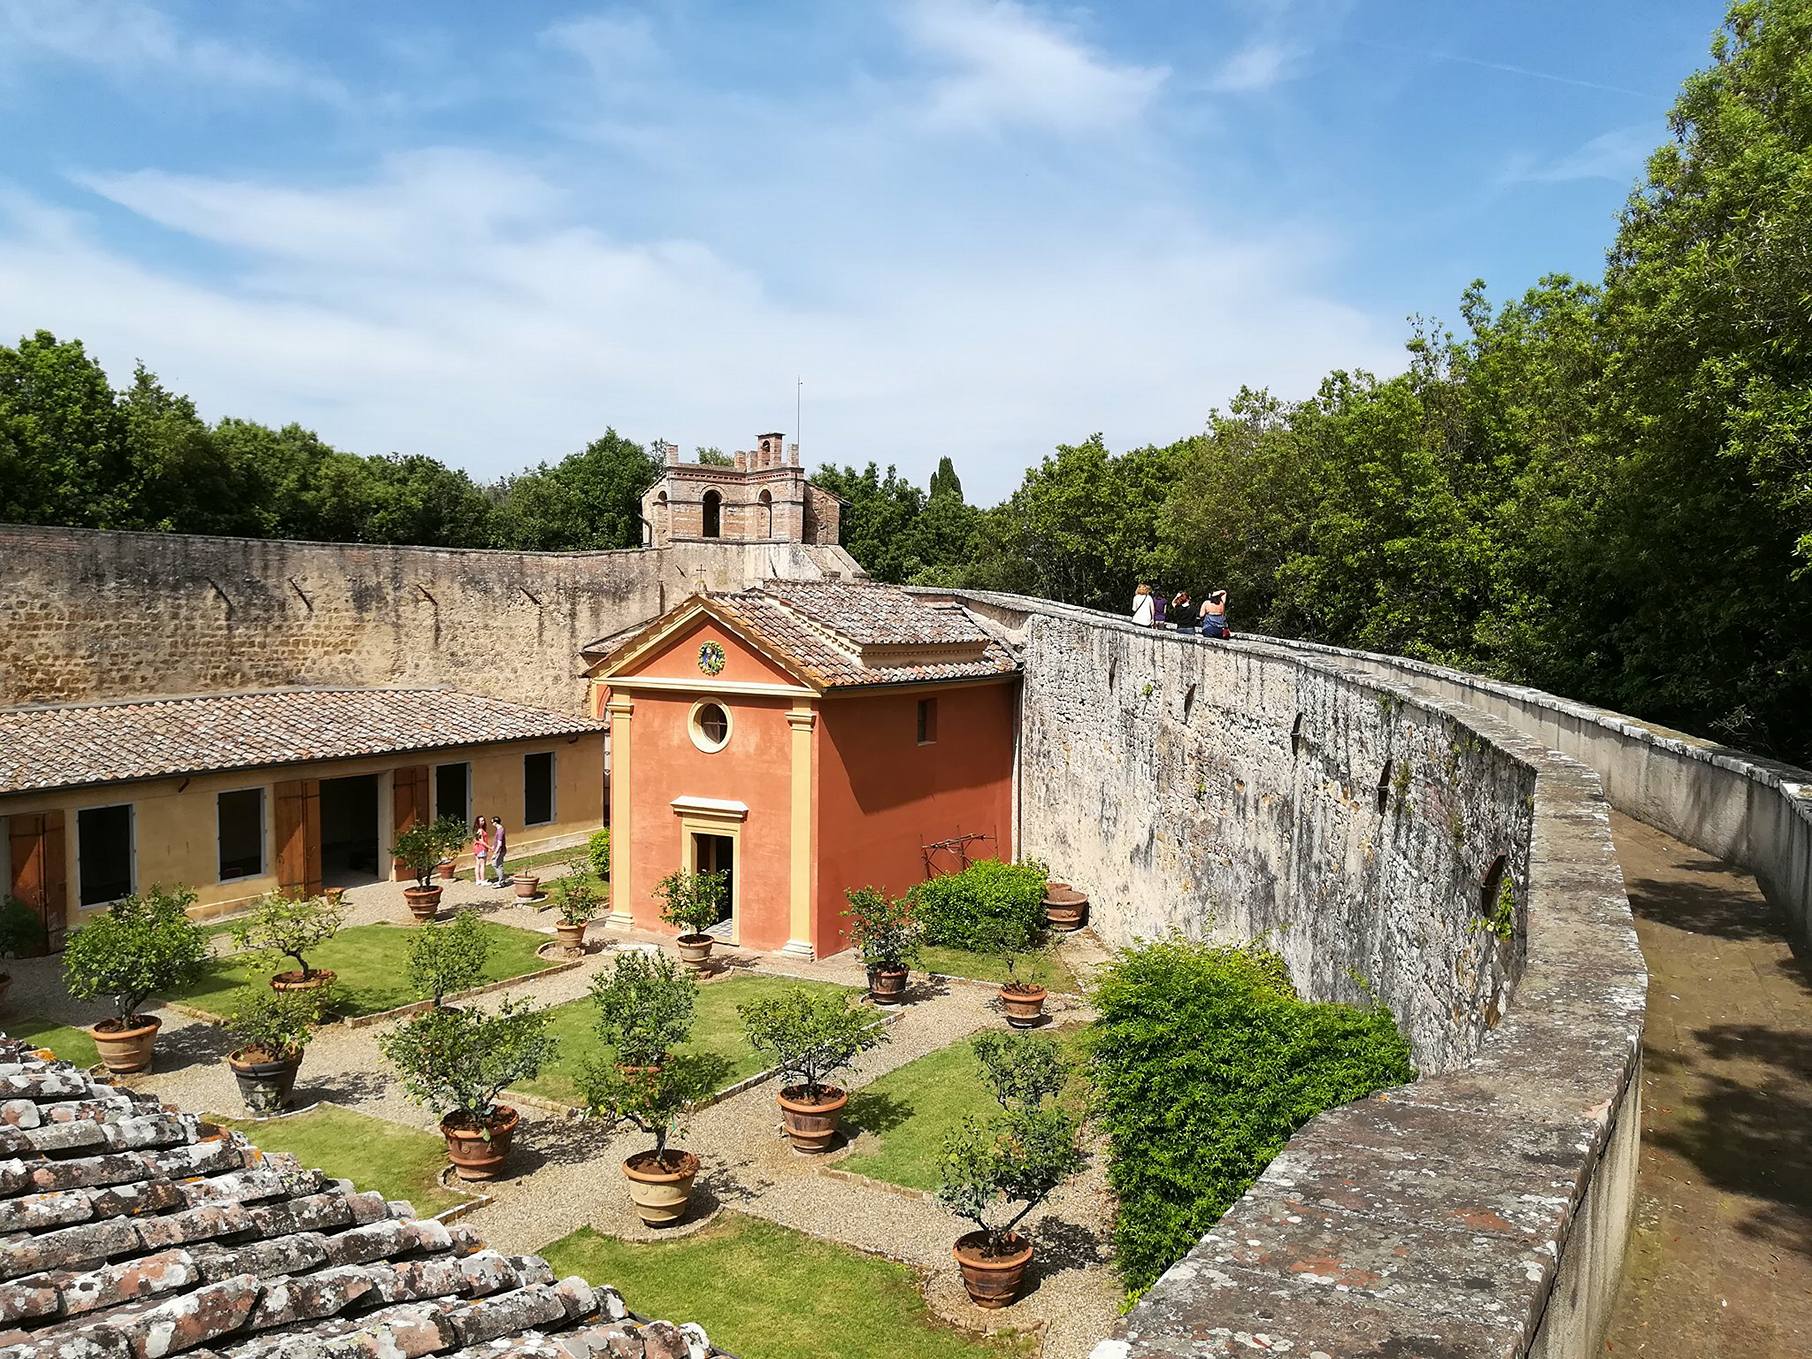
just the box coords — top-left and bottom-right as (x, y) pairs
(489, 816), (509, 887)
(1170, 591), (1196, 631)
(1152, 589), (1168, 628)
(1200, 589), (1231, 639)
(1132, 583), (1155, 627)
(472, 817), (490, 887)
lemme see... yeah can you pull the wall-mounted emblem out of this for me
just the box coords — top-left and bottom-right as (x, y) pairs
(697, 641), (727, 676)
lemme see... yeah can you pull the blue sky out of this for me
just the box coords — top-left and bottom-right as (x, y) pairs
(0, 1), (1718, 502)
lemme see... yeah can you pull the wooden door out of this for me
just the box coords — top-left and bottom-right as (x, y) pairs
(274, 779), (322, 897)
(6, 811), (65, 953)
(391, 765), (429, 878)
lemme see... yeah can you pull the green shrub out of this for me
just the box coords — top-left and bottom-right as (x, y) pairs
(226, 986), (325, 1060)
(62, 886), (209, 1026)
(589, 949), (696, 1067)
(379, 995), (557, 1129)
(906, 859), (1046, 951)
(1090, 936), (1415, 1297)
(406, 909), (491, 1007)
(390, 815), (468, 889)
(739, 986), (888, 1100)
(841, 885), (921, 973)
(653, 869), (728, 937)
(230, 890), (346, 981)
(0, 897), (47, 958)
(587, 829), (611, 881)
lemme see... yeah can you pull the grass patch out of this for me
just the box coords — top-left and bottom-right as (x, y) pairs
(842, 1026), (1092, 1192)
(171, 921), (556, 1020)
(209, 1104), (468, 1216)
(8, 1017), (100, 1069)
(917, 943), (1078, 994)
(540, 1214), (1031, 1359)
(518, 974), (858, 1106)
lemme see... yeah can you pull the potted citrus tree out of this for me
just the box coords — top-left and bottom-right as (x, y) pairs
(579, 951), (727, 1225)
(654, 868), (728, 967)
(739, 986), (888, 1152)
(61, 886), (209, 1073)
(378, 995), (556, 1180)
(842, 885), (921, 1005)
(230, 890), (346, 994)
(391, 816), (468, 921)
(405, 909), (491, 1009)
(0, 897), (48, 1011)
(550, 858), (604, 955)
(987, 921), (1049, 1028)
(939, 1032), (1083, 1307)
(223, 986), (325, 1114)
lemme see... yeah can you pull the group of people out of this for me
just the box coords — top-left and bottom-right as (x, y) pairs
(470, 815), (511, 887)
(1132, 583), (1231, 639)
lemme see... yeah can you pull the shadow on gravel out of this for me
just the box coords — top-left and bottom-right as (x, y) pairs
(1029, 1216), (1110, 1285)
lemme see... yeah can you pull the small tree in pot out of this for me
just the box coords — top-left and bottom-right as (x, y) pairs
(550, 858), (604, 956)
(842, 885), (921, 1005)
(62, 886), (209, 1073)
(378, 995), (556, 1180)
(939, 1032), (1083, 1307)
(391, 815), (468, 921)
(986, 921), (1050, 1028)
(0, 897), (48, 1011)
(230, 890), (346, 993)
(405, 909), (491, 1008)
(224, 986), (326, 1115)
(654, 868), (728, 967)
(739, 986), (888, 1152)
(589, 949), (696, 1070)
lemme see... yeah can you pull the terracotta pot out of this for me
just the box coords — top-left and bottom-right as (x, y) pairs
(1001, 984), (1047, 1028)
(227, 1046), (302, 1115)
(623, 1149), (699, 1226)
(270, 968), (336, 994)
(556, 921), (587, 955)
(777, 1084), (847, 1153)
(405, 884), (443, 921)
(441, 1105), (519, 1181)
(1042, 887), (1088, 933)
(324, 887), (347, 907)
(89, 1015), (162, 1074)
(437, 859), (457, 881)
(868, 967), (908, 1005)
(514, 875), (541, 900)
(953, 1230), (1034, 1308)
(676, 934), (714, 967)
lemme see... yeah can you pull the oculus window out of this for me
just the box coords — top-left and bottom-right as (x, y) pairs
(689, 700), (732, 753)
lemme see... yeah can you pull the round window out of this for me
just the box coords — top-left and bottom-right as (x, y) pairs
(689, 700), (732, 753)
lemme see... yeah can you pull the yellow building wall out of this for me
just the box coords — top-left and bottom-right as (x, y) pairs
(0, 735), (604, 927)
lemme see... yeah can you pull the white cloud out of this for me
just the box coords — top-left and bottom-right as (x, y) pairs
(1512, 126), (1655, 184)
(0, 155), (1395, 502)
(895, 0), (1167, 133)
(1209, 41), (1304, 94)
(0, 0), (349, 105)
(543, 11), (663, 83)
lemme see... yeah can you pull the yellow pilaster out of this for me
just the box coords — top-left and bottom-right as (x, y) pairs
(605, 695), (635, 928)
(783, 704), (817, 959)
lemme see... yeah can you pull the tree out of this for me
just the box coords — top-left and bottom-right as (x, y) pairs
(120, 365), (261, 536)
(809, 462), (927, 583)
(694, 446), (734, 466)
(0, 330), (132, 528)
(406, 909), (492, 1007)
(492, 430), (660, 550)
(929, 455), (964, 503)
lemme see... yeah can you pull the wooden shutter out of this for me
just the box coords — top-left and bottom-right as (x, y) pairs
(274, 780), (322, 897)
(391, 765), (429, 878)
(7, 811), (65, 953)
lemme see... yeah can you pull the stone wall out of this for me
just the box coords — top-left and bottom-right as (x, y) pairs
(0, 525), (862, 715)
(939, 590), (1645, 1359)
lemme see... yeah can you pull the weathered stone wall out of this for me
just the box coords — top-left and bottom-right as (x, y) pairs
(938, 589), (1645, 1359)
(0, 525), (862, 715)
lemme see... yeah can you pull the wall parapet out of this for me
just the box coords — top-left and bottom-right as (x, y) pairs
(927, 589), (1645, 1359)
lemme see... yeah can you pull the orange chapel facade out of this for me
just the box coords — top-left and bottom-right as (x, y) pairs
(585, 579), (1020, 959)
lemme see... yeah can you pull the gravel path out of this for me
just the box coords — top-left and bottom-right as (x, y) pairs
(5, 879), (1121, 1359)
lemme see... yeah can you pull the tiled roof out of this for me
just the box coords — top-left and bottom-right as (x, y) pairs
(0, 691), (603, 797)
(0, 1036), (721, 1359)
(597, 581), (1021, 690)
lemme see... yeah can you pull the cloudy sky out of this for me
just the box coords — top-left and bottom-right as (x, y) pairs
(0, 1), (1716, 502)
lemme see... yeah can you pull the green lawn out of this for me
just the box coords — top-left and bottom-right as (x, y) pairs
(8, 1017), (100, 1069)
(917, 943), (1079, 994)
(842, 1026), (1093, 1192)
(518, 974), (859, 1107)
(457, 844), (601, 884)
(209, 1104), (468, 1216)
(540, 1215), (1031, 1359)
(171, 921), (556, 1019)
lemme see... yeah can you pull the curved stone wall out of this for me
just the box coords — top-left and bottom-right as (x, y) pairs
(936, 590), (1646, 1359)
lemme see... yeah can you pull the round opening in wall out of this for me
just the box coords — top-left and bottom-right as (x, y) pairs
(689, 700), (732, 753)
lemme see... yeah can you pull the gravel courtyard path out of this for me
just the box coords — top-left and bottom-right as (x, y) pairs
(6, 874), (1121, 1359)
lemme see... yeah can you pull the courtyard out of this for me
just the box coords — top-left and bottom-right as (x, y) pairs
(3, 864), (1121, 1359)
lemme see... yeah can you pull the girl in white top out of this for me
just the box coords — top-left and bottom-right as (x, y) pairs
(1131, 583), (1155, 627)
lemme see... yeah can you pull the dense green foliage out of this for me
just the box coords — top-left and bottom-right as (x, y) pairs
(61, 887), (209, 1025)
(587, 829), (611, 881)
(0, 897), (47, 958)
(379, 994), (557, 1125)
(906, 859), (1047, 952)
(390, 816), (468, 889)
(738, 985), (887, 1100)
(225, 986), (325, 1059)
(1090, 937), (1415, 1297)
(405, 909), (492, 1007)
(842, 885), (922, 973)
(587, 949), (697, 1068)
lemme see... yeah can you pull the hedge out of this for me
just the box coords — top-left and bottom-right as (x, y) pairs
(1090, 936), (1415, 1297)
(906, 859), (1046, 951)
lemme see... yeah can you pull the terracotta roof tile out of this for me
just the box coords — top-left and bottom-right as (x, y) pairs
(0, 1038), (725, 1359)
(0, 691), (603, 797)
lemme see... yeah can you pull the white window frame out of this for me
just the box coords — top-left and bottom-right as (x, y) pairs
(77, 802), (137, 908)
(688, 698), (734, 754)
(215, 786), (267, 884)
(524, 750), (558, 827)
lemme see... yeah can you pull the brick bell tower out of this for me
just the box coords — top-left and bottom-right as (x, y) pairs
(641, 434), (842, 547)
